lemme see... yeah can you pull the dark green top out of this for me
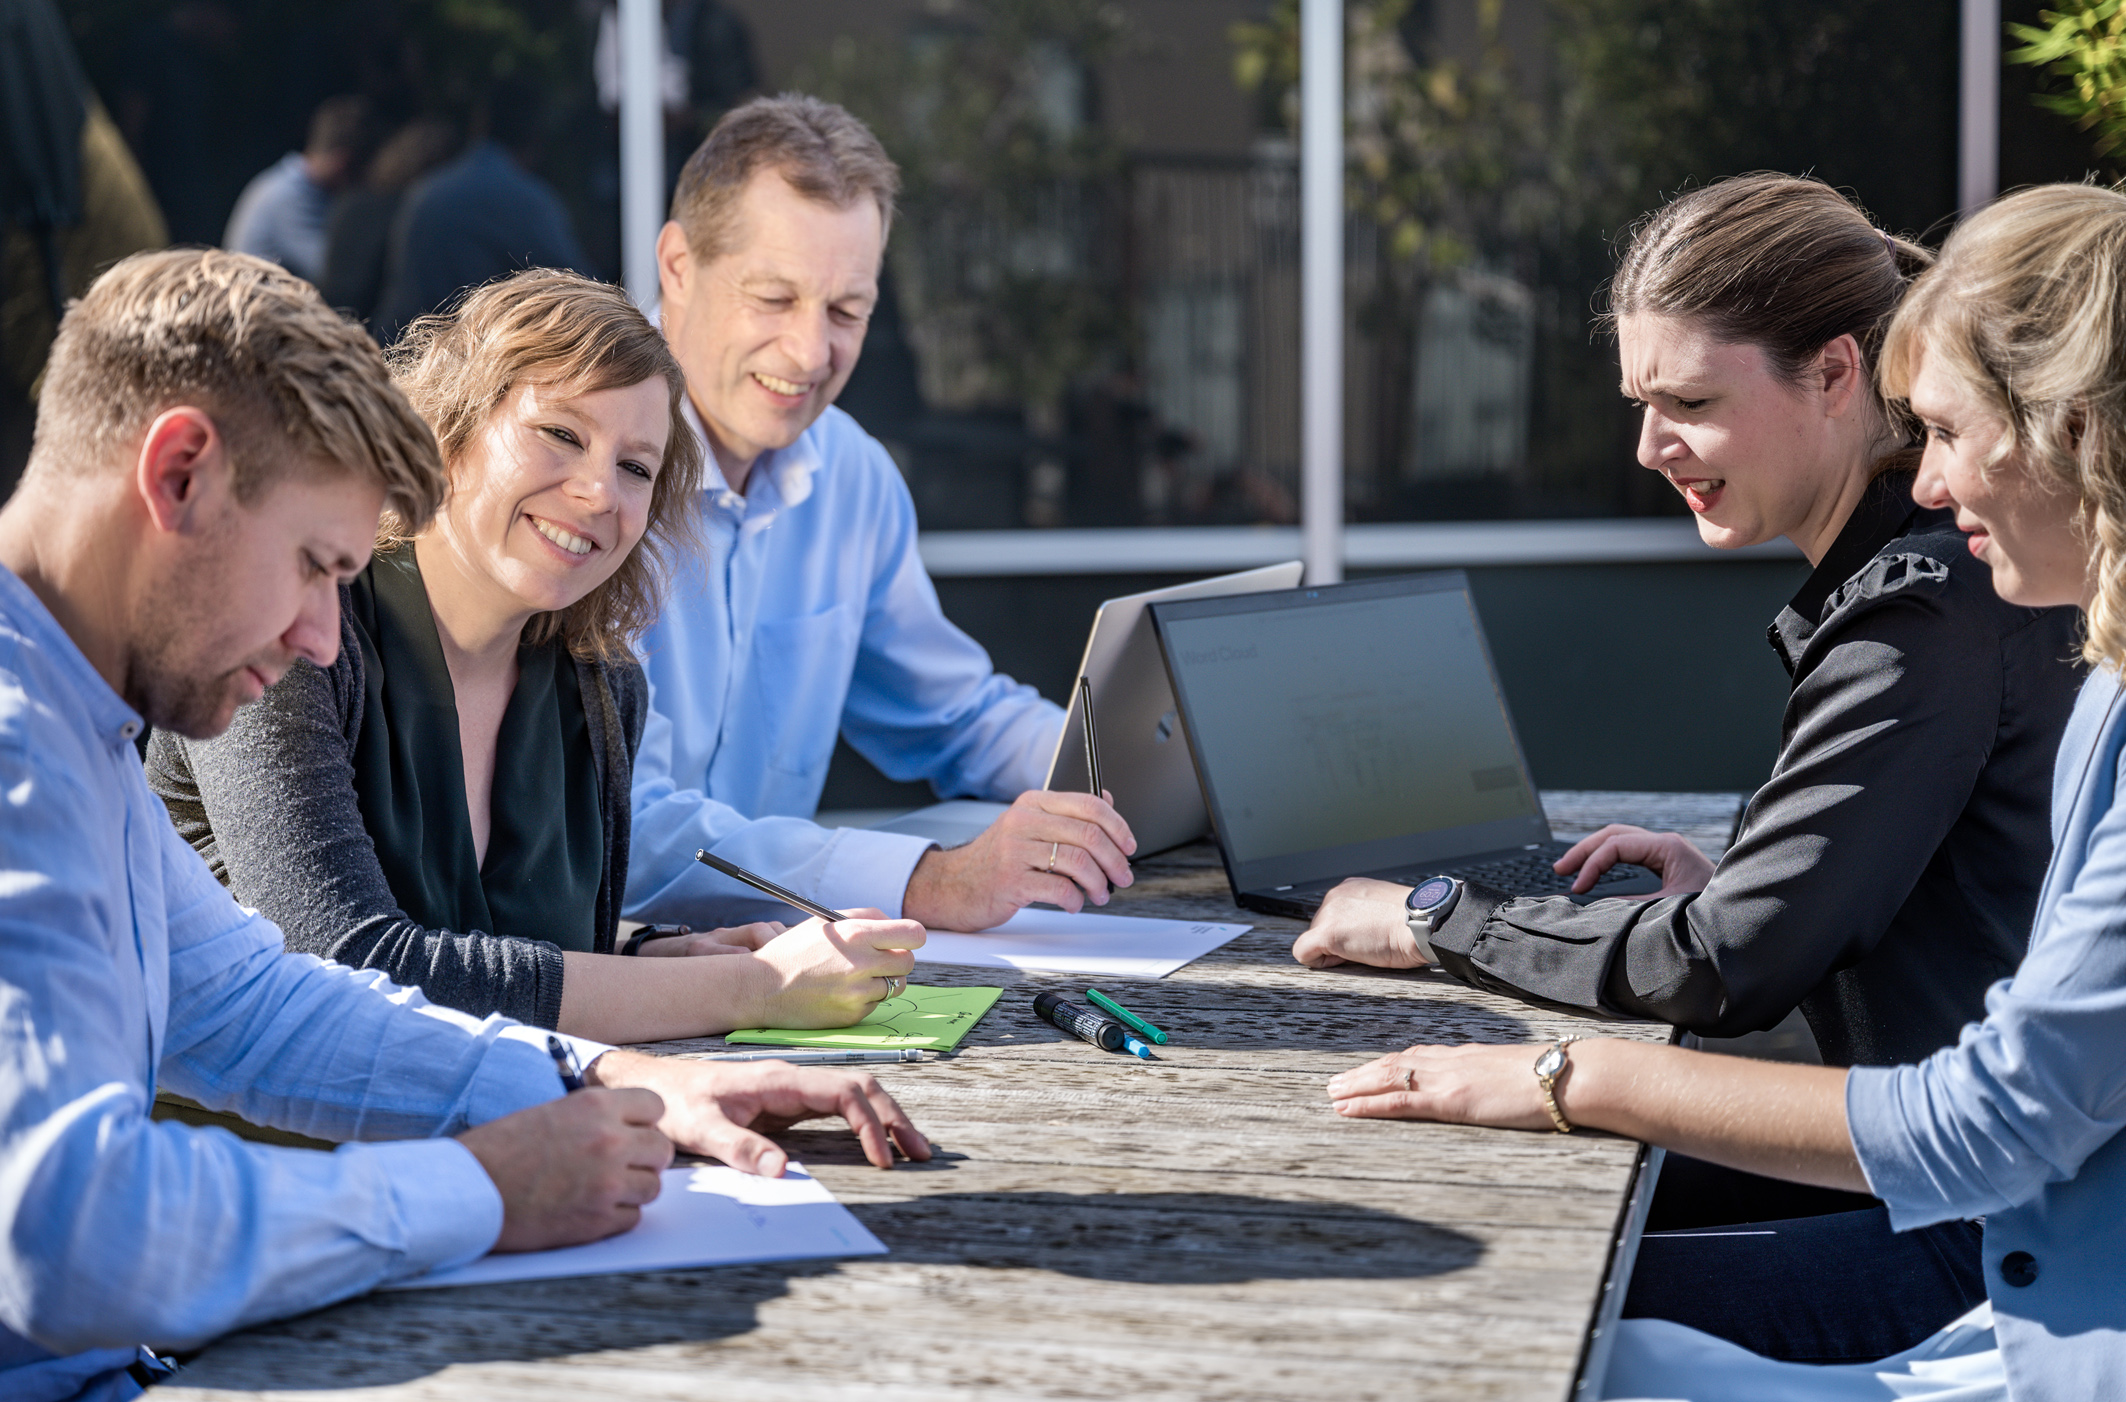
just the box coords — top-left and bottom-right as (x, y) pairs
(146, 560), (647, 1030)
(348, 548), (605, 952)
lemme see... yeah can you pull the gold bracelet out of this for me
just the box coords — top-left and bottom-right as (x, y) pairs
(1532, 1036), (1582, 1134)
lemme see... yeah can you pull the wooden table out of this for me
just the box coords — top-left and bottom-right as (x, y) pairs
(167, 793), (1740, 1402)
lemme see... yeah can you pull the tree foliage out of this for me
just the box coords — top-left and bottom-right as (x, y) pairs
(2010, 0), (2126, 160)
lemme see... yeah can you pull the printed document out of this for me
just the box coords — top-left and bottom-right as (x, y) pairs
(916, 908), (1250, 978)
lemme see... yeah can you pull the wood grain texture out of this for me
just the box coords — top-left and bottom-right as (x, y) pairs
(165, 798), (1720, 1402)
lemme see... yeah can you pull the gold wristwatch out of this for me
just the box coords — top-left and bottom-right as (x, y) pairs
(1533, 1036), (1582, 1133)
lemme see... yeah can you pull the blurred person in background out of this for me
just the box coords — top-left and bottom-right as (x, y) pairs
(0, 0), (167, 493)
(371, 76), (586, 343)
(319, 117), (460, 326)
(223, 94), (374, 284)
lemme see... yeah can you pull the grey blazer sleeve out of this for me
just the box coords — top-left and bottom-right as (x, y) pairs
(144, 605), (567, 1029)
(1427, 555), (2019, 1038)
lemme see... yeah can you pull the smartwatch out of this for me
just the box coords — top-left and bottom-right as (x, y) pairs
(620, 923), (692, 956)
(1403, 875), (1461, 964)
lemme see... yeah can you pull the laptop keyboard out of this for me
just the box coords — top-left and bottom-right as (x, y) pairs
(1253, 841), (1657, 917)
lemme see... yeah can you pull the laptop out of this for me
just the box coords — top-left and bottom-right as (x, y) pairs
(869, 562), (1306, 852)
(1148, 570), (1659, 919)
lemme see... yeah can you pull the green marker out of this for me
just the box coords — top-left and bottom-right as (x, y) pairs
(1085, 988), (1169, 1045)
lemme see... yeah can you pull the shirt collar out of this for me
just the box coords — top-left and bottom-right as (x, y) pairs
(0, 563), (144, 748)
(680, 396), (820, 516)
(1786, 468), (1925, 625)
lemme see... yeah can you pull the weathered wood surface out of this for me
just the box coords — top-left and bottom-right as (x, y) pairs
(165, 793), (1734, 1402)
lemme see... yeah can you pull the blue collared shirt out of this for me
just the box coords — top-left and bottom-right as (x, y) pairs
(624, 403), (1062, 924)
(1849, 665), (2126, 1400)
(222, 153), (330, 283)
(0, 566), (592, 1402)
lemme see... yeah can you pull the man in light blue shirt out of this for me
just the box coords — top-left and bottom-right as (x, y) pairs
(626, 95), (1136, 936)
(223, 96), (369, 283)
(0, 249), (928, 1402)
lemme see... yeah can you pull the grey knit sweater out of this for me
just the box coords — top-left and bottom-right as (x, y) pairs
(145, 587), (647, 1029)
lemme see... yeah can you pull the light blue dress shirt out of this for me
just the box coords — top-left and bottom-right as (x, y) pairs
(1844, 665), (2126, 1401)
(625, 403), (1063, 925)
(0, 566), (597, 1402)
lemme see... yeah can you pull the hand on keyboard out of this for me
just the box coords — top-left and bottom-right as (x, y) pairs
(1551, 825), (1713, 897)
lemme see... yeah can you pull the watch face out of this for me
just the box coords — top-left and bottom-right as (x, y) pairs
(1533, 1044), (1566, 1078)
(1410, 877), (1456, 912)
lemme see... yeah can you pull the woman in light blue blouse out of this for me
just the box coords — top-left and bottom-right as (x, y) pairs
(1325, 182), (2126, 1402)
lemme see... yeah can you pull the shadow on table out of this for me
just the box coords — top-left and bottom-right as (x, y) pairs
(846, 1187), (1486, 1284)
(180, 1190), (1480, 1391)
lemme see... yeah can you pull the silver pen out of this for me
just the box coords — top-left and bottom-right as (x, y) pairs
(702, 1048), (936, 1064)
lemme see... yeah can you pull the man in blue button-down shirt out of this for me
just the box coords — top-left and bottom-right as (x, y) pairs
(0, 250), (928, 1402)
(626, 95), (1138, 938)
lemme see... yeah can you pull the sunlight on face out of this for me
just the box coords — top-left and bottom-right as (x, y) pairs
(1618, 313), (1855, 552)
(1907, 354), (2089, 609)
(663, 170), (882, 477)
(141, 466), (381, 738)
(431, 378), (670, 618)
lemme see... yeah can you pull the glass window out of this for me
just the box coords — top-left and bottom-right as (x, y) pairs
(54, 1), (2103, 531)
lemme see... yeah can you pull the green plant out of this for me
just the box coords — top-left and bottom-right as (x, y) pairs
(2009, 0), (2126, 159)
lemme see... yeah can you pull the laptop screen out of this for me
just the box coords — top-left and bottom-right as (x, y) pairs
(1151, 572), (1548, 890)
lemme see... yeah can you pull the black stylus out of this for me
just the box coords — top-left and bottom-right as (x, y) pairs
(693, 849), (849, 923)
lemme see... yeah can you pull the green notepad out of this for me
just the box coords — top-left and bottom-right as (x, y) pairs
(723, 984), (1003, 1051)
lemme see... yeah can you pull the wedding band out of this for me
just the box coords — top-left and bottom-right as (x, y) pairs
(1403, 1068), (1415, 1091)
(1046, 841), (1059, 873)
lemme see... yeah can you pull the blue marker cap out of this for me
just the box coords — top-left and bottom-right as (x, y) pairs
(1123, 1035), (1154, 1060)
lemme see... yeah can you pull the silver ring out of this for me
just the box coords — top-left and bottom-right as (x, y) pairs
(1046, 841), (1059, 873)
(883, 975), (905, 999)
(1402, 1068), (1415, 1092)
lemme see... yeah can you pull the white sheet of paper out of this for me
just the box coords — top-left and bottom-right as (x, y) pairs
(915, 907), (1251, 978)
(388, 1164), (885, 1291)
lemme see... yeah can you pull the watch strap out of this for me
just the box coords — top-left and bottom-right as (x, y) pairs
(1535, 1036), (1582, 1133)
(620, 924), (691, 956)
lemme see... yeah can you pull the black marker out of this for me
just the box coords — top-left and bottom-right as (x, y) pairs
(1033, 991), (1152, 1059)
(547, 1034), (585, 1092)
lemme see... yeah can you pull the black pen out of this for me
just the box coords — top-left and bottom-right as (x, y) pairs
(547, 1034), (585, 1092)
(1078, 675), (1103, 798)
(694, 849), (849, 923)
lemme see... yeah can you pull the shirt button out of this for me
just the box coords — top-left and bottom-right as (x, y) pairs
(119, 721), (140, 741)
(1999, 1250), (2039, 1287)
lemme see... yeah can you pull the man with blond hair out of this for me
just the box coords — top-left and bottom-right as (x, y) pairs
(626, 94), (1136, 939)
(0, 249), (927, 1401)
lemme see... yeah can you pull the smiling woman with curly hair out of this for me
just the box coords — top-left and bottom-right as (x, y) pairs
(147, 268), (926, 1044)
